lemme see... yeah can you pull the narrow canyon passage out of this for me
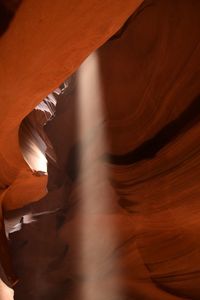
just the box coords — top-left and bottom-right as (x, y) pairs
(1, 0), (200, 299)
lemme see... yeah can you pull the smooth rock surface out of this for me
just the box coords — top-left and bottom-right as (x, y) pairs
(2, 0), (200, 299)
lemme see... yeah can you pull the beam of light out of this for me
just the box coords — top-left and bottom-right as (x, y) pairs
(77, 52), (120, 299)
(0, 279), (14, 300)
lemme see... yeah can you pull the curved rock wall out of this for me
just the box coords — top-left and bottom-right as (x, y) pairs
(1, 0), (200, 299)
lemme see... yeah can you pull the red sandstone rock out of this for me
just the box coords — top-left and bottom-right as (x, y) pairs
(1, 0), (200, 299)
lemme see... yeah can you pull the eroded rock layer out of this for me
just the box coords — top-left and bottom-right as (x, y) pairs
(1, 0), (200, 299)
(0, 0), (142, 286)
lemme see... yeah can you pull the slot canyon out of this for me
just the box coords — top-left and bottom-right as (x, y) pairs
(0, 0), (200, 299)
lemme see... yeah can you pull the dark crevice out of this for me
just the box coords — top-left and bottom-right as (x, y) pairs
(108, 0), (154, 41)
(0, 0), (21, 36)
(66, 144), (80, 181)
(108, 14), (134, 41)
(107, 94), (200, 165)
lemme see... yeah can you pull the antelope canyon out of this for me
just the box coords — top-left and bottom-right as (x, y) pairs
(0, 0), (200, 299)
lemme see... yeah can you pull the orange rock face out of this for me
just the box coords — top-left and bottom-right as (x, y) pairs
(1, 0), (200, 299)
(0, 0), (142, 210)
(0, 0), (142, 286)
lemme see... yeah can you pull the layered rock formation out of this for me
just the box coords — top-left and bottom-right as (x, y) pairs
(1, 0), (200, 299)
(0, 0), (142, 287)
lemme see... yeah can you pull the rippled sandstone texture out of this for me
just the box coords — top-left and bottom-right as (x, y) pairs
(1, 0), (200, 299)
(0, 0), (142, 286)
